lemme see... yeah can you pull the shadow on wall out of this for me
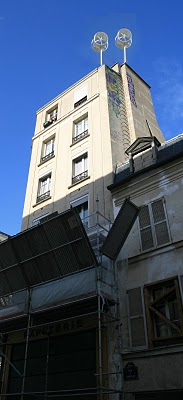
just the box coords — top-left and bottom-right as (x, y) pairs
(21, 172), (114, 232)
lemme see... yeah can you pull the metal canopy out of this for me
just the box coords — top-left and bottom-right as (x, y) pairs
(0, 209), (97, 297)
(101, 198), (140, 260)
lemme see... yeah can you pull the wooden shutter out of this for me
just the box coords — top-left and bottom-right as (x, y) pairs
(127, 287), (146, 348)
(151, 199), (170, 246)
(139, 206), (154, 251)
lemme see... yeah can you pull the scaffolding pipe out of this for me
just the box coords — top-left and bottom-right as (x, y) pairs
(20, 290), (32, 400)
(0, 207), (119, 400)
(0, 348), (22, 378)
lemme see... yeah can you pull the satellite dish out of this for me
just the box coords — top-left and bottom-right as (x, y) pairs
(115, 28), (132, 63)
(91, 32), (108, 66)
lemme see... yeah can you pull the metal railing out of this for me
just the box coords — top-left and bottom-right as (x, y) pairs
(72, 170), (88, 184)
(36, 190), (50, 203)
(43, 115), (57, 128)
(41, 151), (54, 162)
(72, 129), (88, 143)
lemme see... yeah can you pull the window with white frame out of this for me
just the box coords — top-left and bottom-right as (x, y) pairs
(138, 198), (170, 251)
(70, 195), (89, 228)
(73, 115), (88, 143)
(41, 137), (55, 162)
(37, 174), (51, 203)
(43, 107), (58, 128)
(74, 85), (87, 108)
(47, 107), (57, 122)
(72, 153), (88, 184)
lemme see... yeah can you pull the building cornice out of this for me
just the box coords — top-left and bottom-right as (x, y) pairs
(36, 67), (100, 115)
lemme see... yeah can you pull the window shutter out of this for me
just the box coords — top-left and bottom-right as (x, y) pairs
(151, 199), (170, 246)
(139, 206), (154, 251)
(74, 85), (88, 103)
(127, 287), (146, 348)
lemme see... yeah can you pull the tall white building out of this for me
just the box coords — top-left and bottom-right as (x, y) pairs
(22, 63), (164, 230)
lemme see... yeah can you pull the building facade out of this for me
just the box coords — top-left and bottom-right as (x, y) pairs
(0, 62), (167, 400)
(109, 134), (183, 400)
(22, 62), (164, 231)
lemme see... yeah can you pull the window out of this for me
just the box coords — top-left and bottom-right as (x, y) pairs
(73, 116), (88, 143)
(41, 137), (55, 162)
(32, 212), (58, 226)
(32, 213), (49, 226)
(127, 277), (183, 349)
(139, 198), (170, 251)
(43, 107), (58, 128)
(74, 85), (87, 108)
(37, 174), (51, 203)
(74, 96), (87, 108)
(144, 277), (183, 347)
(72, 153), (88, 185)
(70, 195), (89, 228)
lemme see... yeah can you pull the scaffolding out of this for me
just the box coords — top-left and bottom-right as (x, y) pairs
(0, 207), (122, 400)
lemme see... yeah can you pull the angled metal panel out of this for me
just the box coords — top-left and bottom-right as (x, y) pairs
(102, 198), (140, 260)
(0, 209), (97, 296)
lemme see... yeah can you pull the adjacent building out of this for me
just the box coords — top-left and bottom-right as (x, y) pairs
(109, 134), (183, 400)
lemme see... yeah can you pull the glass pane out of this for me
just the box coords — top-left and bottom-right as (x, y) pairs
(76, 121), (82, 135)
(84, 155), (88, 170)
(45, 140), (51, 155)
(155, 322), (171, 337)
(84, 117), (88, 130)
(74, 158), (82, 175)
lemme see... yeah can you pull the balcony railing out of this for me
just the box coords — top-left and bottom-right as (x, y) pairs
(72, 170), (88, 185)
(41, 151), (54, 163)
(72, 130), (88, 144)
(36, 190), (50, 203)
(43, 115), (57, 129)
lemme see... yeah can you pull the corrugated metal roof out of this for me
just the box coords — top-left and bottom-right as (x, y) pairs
(0, 209), (97, 297)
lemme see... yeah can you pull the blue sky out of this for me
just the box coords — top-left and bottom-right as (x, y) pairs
(0, 0), (183, 235)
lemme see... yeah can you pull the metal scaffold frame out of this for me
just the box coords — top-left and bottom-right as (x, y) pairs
(0, 207), (122, 400)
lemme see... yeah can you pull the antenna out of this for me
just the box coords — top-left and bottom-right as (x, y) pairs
(91, 32), (108, 66)
(115, 28), (132, 63)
